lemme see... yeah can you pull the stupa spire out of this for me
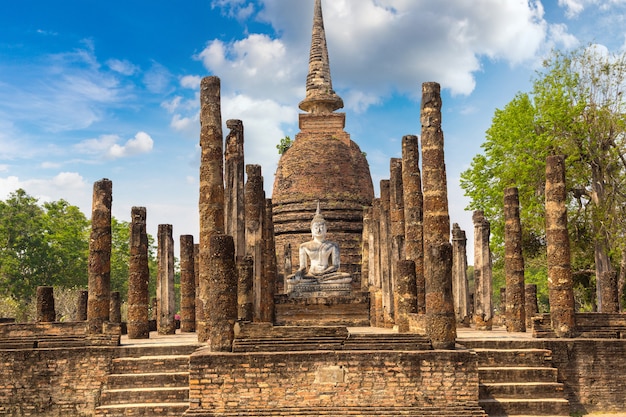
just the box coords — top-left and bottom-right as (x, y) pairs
(299, 0), (344, 114)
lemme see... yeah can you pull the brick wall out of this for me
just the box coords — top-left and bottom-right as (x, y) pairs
(548, 339), (626, 413)
(186, 349), (480, 415)
(0, 347), (113, 416)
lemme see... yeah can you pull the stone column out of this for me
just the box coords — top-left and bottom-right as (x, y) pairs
(504, 187), (526, 332)
(361, 206), (371, 291)
(394, 260), (418, 333)
(109, 291), (121, 324)
(87, 179), (112, 334)
(402, 135), (425, 314)
(157, 224), (176, 335)
(545, 155), (576, 337)
(245, 164), (265, 322)
(204, 234), (238, 352)
(282, 244), (292, 294)
(370, 199), (382, 290)
(198, 76), (226, 342)
(421, 82), (456, 349)
(379, 179), (394, 326)
(128, 206), (149, 339)
(224, 119), (245, 261)
(473, 210), (493, 330)
(452, 224), (470, 326)
(525, 283), (539, 329)
(500, 287), (507, 316)
(36, 286), (55, 322)
(195, 244), (205, 341)
(260, 199), (276, 323)
(390, 157), (405, 266)
(76, 290), (88, 321)
(180, 235), (196, 333)
(238, 256), (254, 321)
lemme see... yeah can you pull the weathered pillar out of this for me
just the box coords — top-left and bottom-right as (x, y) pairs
(394, 260), (418, 333)
(204, 234), (238, 352)
(76, 290), (88, 321)
(180, 235), (196, 333)
(260, 199), (277, 323)
(36, 286), (55, 322)
(380, 179), (394, 326)
(128, 206), (149, 339)
(109, 291), (121, 324)
(452, 224), (470, 326)
(245, 164), (265, 322)
(473, 210), (493, 330)
(421, 82), (456, 349)
(87, 179), (112, 334)
(504, 187), (526, 332)
(525, 283), (539, 329)
(198, 76), (226, 342)
(238, 256), (254, 321)
(402, 135), (425, 314)
(361, 206), (372, 291)
(390, 157), (405, 266)
(195, 244), (205, 341)
(370, 199), (382, 290)
(224, 119), (245, 261)
(157, 224), (176, 335)
(545, 155), (576, 337)
(500, 287), (507, 316)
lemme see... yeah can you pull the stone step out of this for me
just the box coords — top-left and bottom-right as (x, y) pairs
(479, 398), (570, 416)
(95, 402), (189, 416)
(106, 372), (189, 389)
(110, 355), (189, 374)
(480, 381), (565, 398)
(460, 339), (546, 350)
(183, 405), (487, 416)
(116, 344), (200, 358)
(478, 366), (558, 384)
(100, 387), (189, 405)
(233, 338), (345, 352)
(472, 348), (553, 367)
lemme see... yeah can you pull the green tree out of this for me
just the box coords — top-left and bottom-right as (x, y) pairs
(111, 218), (130, 299)
(461, 46), (626, 311)
(276, 135), (293, 155)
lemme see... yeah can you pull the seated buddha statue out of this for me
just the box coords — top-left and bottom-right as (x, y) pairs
(288, 204), (352, 285)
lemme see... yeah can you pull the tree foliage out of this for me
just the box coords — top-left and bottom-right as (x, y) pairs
(461, 45), (626, 309)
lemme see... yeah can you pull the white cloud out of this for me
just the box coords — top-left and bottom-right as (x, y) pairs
(180, 75), (202, 89)
(558, 0), (626, 17)
(41, 162), (62, 169)
(0, 172), (88, 206)
(108, 132), (154, 158)
(143, 62), (172, 94)
(75, 132), (154, 159)
(107, 58), (139, 76)
(170, 114), (198, 139)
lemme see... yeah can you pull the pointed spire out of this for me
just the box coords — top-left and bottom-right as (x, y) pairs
(299, 0), (344, 114)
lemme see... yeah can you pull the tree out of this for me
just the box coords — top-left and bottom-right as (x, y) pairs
(276, 135), (293, 155)
(461, 45), (626, 311)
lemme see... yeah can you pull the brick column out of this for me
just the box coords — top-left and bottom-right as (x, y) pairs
(76, 290), (88, 321)
(390, 157), (405, 269)
(394, 260), (418, 333)
(402, 135), (425, 314)
(245, 164), (265, 322)
(157, 224), (176, 335)
(545, 155), (576, 337)
(36, 286), (55, 322)
(224, 119), (245, 261)
(473, 210), (493, 330)
(198, 76), (226, 342)
(87, 179), (112, 334)
(260, 199), (276, 323)
(361, 206), (372, 291)
(128, 207), (149, 339)
(238, 256), (254, 321)
(180, 234), (196, 333)
(205, 234), (238, 352)
(109, 291), (121, 324)
(525, 283), (539, 329)
(504, 187), (526, 332)
(380, 179), (393, 326)
(452, 224), (470, 326)
(421, 82), (456, 349)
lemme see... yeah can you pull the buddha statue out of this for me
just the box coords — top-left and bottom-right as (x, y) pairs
(288, 204), (352, 286)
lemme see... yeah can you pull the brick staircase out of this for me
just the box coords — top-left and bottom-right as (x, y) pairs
(95, 345), (198, 416)
(461, 340), (570, 416)
(185, 405), (488, 416)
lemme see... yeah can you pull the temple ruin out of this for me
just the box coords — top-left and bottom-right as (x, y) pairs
(2, 1), (626, 416)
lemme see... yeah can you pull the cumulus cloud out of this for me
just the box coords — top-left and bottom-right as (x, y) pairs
(0, 172), (87, 204)
(197, 0), (558, 112)
(75, 132), (154, 159)
(558, 0), (626, 17)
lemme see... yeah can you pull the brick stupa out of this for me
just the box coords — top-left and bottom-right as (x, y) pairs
(272, 0), (374, 286)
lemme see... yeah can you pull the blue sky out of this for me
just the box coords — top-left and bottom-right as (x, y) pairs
(1, 0), (626, 256)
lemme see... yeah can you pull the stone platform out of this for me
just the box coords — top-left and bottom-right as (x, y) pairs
(274, 291), (370, 326)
